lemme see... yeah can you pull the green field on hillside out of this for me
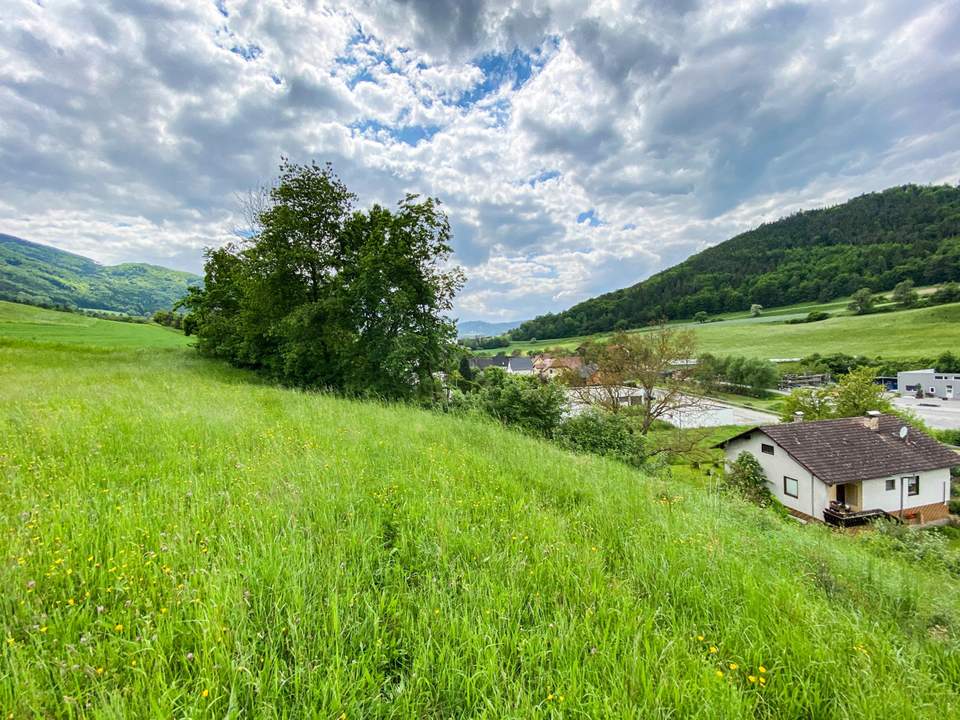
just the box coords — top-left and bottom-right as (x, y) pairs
(1, 302), (959, 716)
(0, 301), (190, 349)
(484, 297), (960, 361)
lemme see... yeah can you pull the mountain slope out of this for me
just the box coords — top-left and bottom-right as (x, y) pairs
(0, 233), (200, 314)
(1, 307), (959, 716)
(457, 318), (525, 337)
(513, 184), (960, 339)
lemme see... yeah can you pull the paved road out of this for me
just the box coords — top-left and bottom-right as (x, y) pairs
(892, 396), (960, 430)
(662, 399), (779, 428)
(566, 387), (779, 428)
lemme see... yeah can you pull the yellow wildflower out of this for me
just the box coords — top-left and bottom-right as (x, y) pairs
(748, 675), (757, 684)
(715, 670), (724, 678)
(759, 665), (766, 673)
(114, 624), (123, 632)
(201, 689), (209, 699)
(709, 646), (718, 654)
(728, 663), (738, 670)
(696, 635), (704, 641)
(39, 626), (48, 633)
(759, 676), (766, 686)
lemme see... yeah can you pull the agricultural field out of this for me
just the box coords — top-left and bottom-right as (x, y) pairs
(481, 295), (960, 361)
(2, 302), (960, 717)
(0, 301), (190, 350)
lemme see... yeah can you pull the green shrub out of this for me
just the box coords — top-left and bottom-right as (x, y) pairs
(555, 410), (647, 467)
(785, 311), (830, 325)
(865, 521), (957, 573)
(948, 499), (960, 515)
(723, 452), (778, 508)
(454, 368), (566, 437)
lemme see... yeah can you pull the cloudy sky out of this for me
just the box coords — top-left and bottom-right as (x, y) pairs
(2, 1), (959, 321)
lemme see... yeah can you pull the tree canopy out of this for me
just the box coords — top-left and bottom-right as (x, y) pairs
(181, 160), (464, 400)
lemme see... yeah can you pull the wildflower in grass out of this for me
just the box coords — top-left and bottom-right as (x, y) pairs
(6, 637), (14, 646)
(696, 634), (704, 641)
(709, 646), (718, 654)
(759, 665), (766, 673)
(748, 675), (757, 684)
(728, 663), (738, 670)
(201, 689), (209, 698)
(39, 626), (48, 633)
(68, 598), (75, 606)
(96, 667), (104, 675)
(114, 624), (123, 632)
(715, 670), (724, 678)
(759, 676), (766, 686)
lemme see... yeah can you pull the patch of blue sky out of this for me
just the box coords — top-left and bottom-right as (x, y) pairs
(577, 209), (602, 226)
(622, 223), (637, 230)
(457, 48), (535, 108)
(351, 119), (440, 146)
(230, 43), (262, 61)
(529, 170), (560, 187)
(215, 0), (228, 18)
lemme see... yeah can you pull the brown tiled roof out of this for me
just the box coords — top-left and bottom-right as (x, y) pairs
(725, 415), (959, 485)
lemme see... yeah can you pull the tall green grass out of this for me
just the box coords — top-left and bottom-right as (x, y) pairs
(1, 306), (959, 717)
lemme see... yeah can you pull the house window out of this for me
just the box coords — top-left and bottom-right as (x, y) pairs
(905, 476), (919, 496)
(929, 387), (936, 394)
(784, 476), (799, 498)
(761, 443), (774, 455)
(885, 479), (896, 491)
(935, 375), (945, 380)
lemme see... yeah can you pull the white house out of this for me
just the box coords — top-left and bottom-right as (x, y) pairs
(718, 413), (956, 526)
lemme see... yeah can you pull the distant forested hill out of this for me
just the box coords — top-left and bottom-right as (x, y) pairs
(0, 234), (200, 315)
(457, 319), (525, 337)
(512, 184), (960, 340)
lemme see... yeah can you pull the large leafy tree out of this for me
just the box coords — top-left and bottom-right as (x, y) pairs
(181, 160), (464, 400)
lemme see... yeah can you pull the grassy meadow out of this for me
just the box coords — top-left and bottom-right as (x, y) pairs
(483, 296), (960, 361)
(0, 302), (190, 350)
(2, 303), (960, 717)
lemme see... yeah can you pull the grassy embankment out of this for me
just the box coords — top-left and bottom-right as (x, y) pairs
(2, 301), (960, 717)
(482, 293), (960, 362)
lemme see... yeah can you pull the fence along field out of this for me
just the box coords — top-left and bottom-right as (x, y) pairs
(1, 302), (959, 717)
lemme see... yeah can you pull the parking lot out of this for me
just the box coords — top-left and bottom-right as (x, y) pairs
(892, 395), (960, 430)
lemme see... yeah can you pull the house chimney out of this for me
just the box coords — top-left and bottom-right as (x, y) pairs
(864, 409), (882, 431)
(793, 411), (804, 423)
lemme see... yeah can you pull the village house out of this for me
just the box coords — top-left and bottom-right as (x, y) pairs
(533, 355), (597, 382)
(467, 356), (535, 375)
(897, 368), (960, 400)
(717, 412), (957, 526)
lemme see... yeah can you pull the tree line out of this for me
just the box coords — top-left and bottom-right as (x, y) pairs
(511, 184), (960, 340)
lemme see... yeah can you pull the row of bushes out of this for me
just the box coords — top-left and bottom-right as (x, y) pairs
(450, 368), (648, 468)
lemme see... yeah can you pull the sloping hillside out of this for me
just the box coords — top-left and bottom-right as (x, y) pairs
(0, 233), (200, 314)
(513, 184), (960, 339)
(1, 304), (958, 717)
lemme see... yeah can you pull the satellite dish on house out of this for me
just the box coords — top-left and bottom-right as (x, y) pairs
(899, 426), (909, 440)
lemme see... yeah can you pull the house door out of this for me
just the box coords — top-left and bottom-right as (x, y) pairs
(836, 484), (846, 505)
(947, 385), (954, 400)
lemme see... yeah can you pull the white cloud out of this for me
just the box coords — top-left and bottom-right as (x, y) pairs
(1, 0), (958, 321)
